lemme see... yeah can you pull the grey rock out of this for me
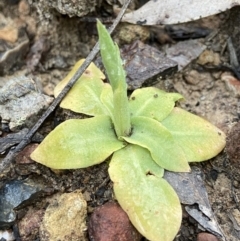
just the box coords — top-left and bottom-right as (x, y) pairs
(0, 74), (53, 131)
(164, 167), (224, 239)
(0, 178), (45, 229)
(122, 40), (178, 90)
(28, 0), (97, 18)
(166, 39), (206, 70)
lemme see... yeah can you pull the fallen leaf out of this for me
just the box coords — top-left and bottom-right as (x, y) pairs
(122, 0), (240, 25)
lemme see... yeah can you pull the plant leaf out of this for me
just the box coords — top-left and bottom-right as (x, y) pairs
(123, 116), (190, 172)
(129, 87), (183, 121)
(54, 59), (109, 116)
(100, 83), (114, 119)
(97, 20), (126, 92)
(97, 20), (131, 137)
(30, 115), (124, 169)
(112, 87), (131, 137)
(161, 107), (226, 162)
(109, 144), (181, 241)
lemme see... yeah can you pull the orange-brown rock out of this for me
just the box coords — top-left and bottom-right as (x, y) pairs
(88, 202), (142, 241)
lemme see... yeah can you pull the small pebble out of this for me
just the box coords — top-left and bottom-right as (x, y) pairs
(233, 180), (239, 188)
(40, 191), (87, 241)
(18, 0), (30, 16)
(226, 121), (240, 164)
(18, 208), (44, 241)
(221, 73), (240, 97)
(0, 230), (15, 241)
(88, 202), (142, 241)
(197, 232), (219, 241)
(184, 70), (200, 85)
(197, 49), (221, 66)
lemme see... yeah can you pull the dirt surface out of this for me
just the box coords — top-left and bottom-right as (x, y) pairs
(0, 1), (240, 241)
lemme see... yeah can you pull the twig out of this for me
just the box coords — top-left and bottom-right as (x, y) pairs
(227, 37), (240, 69)
(79, 16), (114, 23)
(0, 0), (132, 177)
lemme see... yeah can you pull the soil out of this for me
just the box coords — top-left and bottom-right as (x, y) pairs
(0, 1), (240, 241)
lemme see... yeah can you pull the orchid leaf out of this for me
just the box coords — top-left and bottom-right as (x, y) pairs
(122, 116), (190, 172)
(97, 20), (131, 137)
(97, 20), (126, 92)
(112, 87), (131, 137)
(100, 83), (114, 119)
(54, 59), (109, 116)
(31, 115), (124, 169)
(109, 144), (181, 241)
(161, 107), (226, 162)
(129, 87), (183, 121)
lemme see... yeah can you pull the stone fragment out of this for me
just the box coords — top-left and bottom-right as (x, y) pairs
(0, 25), (18, 43)
(166, 39), (206, 70)
(0, 74), (53, 131)
(18, 207), (45, 241)
(121, 40), (178, 90)
(26, 36), (50, 72)
(18, 0), (37, 38)
(0, 178), (46, 229)
(226, 121), (240, 164)
(28, 0), (97, 18)
(0, 230), (15, 241)
(40, 191), (87, 241)
(0, 14), (29, 75)
(221, 73), (240, 97)
(228, 209), (240, 232)
(197, 49), (221, 66)
(18, 0), (30, 16)
(88, 202), (142, 241)
(183, 70), (201, 85)
(197, 232), (219, 241)
(114, 23), (150, 45)
(164, 167), (223, 238)
(183, 70), (214, 91)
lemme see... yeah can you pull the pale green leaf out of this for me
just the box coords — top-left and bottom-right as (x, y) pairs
(97, 20), (126, 92)
(123, 116), (190, 172)
(113, 144), (165, 178)
(112, 87), (131, 137)
(97, 20), (131, 137)
(54, 59), (109, 116)
(161, 107), (226, 162)
(122, 116), (190, 172)
(129, 87), (183, 121)
(100, 83), (114, 119)
(31, 115), (124, 169)
(109, 145), (181, 241)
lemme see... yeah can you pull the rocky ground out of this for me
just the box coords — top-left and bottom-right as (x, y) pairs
(0, 1), (240, 241)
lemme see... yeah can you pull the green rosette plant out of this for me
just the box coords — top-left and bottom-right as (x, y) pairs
(31, 21), (226, 241)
